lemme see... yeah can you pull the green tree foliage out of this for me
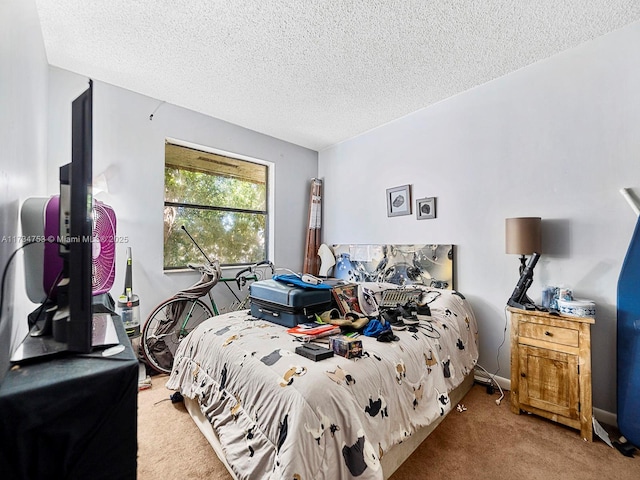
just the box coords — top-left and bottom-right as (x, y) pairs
(164, 166), (267, 268)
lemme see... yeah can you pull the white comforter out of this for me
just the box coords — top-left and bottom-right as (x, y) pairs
(166, 283), (478, 480)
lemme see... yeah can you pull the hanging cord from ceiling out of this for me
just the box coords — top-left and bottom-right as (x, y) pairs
(149, 100), (166, 121)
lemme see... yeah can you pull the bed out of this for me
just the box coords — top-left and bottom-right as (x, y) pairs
(165, 275), (479, 479)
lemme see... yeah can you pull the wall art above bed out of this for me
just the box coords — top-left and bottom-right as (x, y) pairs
(330, 244), (454, 289)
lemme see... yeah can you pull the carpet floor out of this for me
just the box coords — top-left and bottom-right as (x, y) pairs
(137, 375), (640, 479)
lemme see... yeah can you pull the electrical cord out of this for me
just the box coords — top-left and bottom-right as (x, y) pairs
(473, 306), (510, 406)
(274, 267), (297, 276)
(28, 268), (64, 333)
(0, 239), (62, 328)
(475, 363), (505, 405)
(493, 305), (509, 378)
(0, 241), (40, 326)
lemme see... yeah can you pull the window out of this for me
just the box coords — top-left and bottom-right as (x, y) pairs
(164, 141), (269, 269)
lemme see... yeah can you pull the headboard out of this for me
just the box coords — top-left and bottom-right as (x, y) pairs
(329, 244), (455, 290)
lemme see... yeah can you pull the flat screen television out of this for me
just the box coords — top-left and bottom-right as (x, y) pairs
(66, 80), (94, 352)
(10, 80), (109, 363)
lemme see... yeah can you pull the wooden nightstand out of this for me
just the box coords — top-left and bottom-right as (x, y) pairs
(508, 306), (594, 441)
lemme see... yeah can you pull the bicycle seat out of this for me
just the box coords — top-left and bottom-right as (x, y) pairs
(202, 261), (222, 276)
(177, 262), (221, 299)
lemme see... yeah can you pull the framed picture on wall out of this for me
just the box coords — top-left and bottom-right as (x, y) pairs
(386, 184), (412, 217)
(416, 197), (436, 220)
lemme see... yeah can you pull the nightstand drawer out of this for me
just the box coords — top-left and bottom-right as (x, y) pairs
(519, 321), (579, 347)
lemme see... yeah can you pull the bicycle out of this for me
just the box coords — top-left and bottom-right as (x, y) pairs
(140, 227), (274, 374)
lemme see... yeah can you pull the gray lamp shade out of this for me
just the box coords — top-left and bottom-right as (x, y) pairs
(505, 217), (542, 255)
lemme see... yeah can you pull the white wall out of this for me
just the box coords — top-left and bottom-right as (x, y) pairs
(46, 68), (319, 320)
(0, 0), (49, 376)
(319, 22), (640, 414)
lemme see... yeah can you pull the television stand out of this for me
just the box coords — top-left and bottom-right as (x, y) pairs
(0, 317), (138, 478)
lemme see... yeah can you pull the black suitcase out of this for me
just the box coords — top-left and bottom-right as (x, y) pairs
(249, 279), (333, 327)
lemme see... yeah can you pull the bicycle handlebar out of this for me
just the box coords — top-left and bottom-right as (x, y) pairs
(234, 261), (275, 289)
(181, 226), (274, 282)
(235, 267), (252, 289)
(255, 260), (275, 274)
(186, 259), (274, 292)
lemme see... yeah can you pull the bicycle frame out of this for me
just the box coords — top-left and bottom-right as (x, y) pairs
(141, 227), (275, 374)
(207, 263), (272, 315)
(179, 225), (274, 315)
(178, 299), (210, 338)
(169, 263), (270, 337)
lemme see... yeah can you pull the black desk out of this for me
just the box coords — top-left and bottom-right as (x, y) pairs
(0, 318), (138, 480)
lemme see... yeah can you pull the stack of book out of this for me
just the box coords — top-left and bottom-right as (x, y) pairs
(286, 323), (340, 341)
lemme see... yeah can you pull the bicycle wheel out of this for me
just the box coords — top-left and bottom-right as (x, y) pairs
(140, 297), (214, 374)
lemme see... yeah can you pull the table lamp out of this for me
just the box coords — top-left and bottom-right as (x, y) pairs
(506, 217), (542, 310)
(505, 217), (542, 275)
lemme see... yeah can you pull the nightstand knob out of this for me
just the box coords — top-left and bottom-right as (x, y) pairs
(545, 331), (553, 336)
(521, 372), (526, 378)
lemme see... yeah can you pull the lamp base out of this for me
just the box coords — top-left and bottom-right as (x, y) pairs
(518, 254), (527, 276)
(508, 295), (536, 310)
(507, 252), (541, 311)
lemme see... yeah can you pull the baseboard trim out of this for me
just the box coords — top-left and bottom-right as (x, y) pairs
(593, 407), (617, 428)
(473, 370), (510, 392)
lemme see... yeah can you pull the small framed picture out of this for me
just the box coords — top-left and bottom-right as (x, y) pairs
(416, 197), (436, 220)
(386, 184), (412, 217)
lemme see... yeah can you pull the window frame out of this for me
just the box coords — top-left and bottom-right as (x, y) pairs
(164, 138), (275, 272)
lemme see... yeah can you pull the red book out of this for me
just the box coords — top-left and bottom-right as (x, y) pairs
(287, 323), (340, 339)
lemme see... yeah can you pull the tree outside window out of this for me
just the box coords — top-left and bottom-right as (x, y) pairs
(164, 142), (268, 269)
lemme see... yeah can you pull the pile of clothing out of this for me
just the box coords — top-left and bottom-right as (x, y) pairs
(316, 283), (434, 342)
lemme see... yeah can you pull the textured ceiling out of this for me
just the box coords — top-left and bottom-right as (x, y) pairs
(35, 1), (640, 151)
